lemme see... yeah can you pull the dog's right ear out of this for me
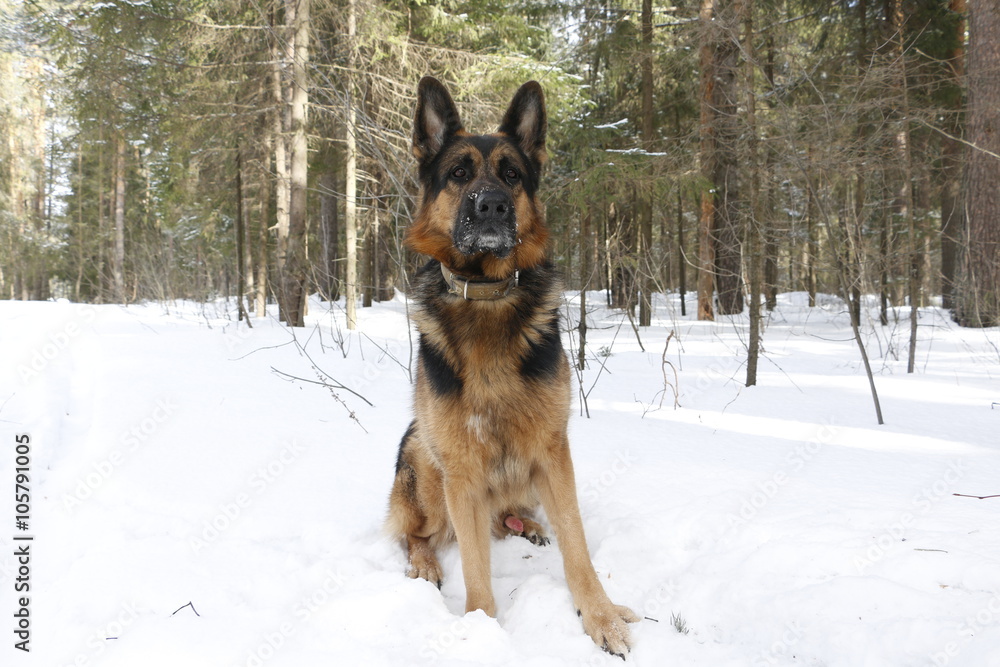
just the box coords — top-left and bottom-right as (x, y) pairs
(413, 77), (463, 163)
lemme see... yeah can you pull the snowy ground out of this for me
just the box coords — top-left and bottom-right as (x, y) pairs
(2, 290), (999, 667)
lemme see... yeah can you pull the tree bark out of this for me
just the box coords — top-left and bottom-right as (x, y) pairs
(888, 0), (919, 371)
(75, 148), (84, 301)
(344, 0), (359, 330)
(697, 0), (716, 321)
(676, 189), (686, 317)
(113, 133), (126, 303)
(743, 0), (761, 387)
(579, 207), (591, 371)
(96, 122), (106, 304)
(319, 170), (339, 301)
(256, 117), (272, 318)
(282, 0), (310, 327)
(940, 133), (964, 310)
(235, 147), (250, 323)
(831, 187), (885, 425)
(806, 174), (816, 308)
(762, 34), (778, 312)
(609, 199), (636, 312)
(30, 66), (47, 300)
(373, 176), (394, 301)
(712, 0), (744, 316)
(879, 217), (889, 325)
(638, 0), (654, 327)
(270, 6), (291, 320)
(957, 0), (1000, 327)
(940, 0), (965, 311)
(363, 214), (373, 308)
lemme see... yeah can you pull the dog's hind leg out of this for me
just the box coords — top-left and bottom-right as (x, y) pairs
(386, 422), (447, 587)
(406, 535), (442, 586)
(496, 512), (550, 546)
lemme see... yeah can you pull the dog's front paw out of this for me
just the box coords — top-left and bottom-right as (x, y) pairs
(580, 602), (640, 659)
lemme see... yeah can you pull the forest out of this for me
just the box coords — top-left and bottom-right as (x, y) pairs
(4, 2), (1000, 663)
(1, 0), (998, 335)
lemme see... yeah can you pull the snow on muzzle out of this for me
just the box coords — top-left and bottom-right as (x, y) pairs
(453, 187), (517, 258)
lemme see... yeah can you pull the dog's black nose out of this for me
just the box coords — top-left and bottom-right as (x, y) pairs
(474, 190), (511, 222)
(454, 187), (517, 257)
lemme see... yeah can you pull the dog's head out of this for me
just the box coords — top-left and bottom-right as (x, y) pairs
(405, 77), (549, 279)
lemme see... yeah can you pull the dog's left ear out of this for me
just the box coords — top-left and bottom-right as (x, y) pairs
(498, 81), (547, 170)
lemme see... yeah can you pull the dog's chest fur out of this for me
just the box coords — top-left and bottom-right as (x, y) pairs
(410, 259), (570, 484)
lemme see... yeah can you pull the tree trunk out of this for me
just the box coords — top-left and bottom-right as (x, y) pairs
(763, 34), (778, 312)
(256, 118), (272, 318)
(940, 131), (964, 310)
(270, 6), (291, 320)
(241, 149), (254, 311)
(856, 0), (878, 326)
(235, 147), (250, 323)
(30, 70), (47, 300)
(834, 204), (885, 426)
(806, 176), (816, 308)
(879, 217), (890, 325)
(344, 0), (359, 330)
(75, 148), (84, 301)
(677, 189), (687, 317)
(888, 0), (919, 371)
(579, 207), (591, 371)
(282, 0), (310, 327)
(319, 170), (340, 301)
(743, 0), (761, 387)
(762, 213), (778, 311)
(375, 183), (394, 301)
(363, 213), (374, 308)
(561, 208), (573, 288)
(940, 0), (966, 311)
(638, 0), (654, 327)
(113, 133), (126, 303)
(697, 0), (716, 321)
(713, 0), (744, 316)
(96, 123), (106, 304)
(609, 199), (636, 312)
(958, 0), (1000, 327)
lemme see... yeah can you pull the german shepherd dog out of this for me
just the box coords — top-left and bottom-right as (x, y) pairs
(386, 77), (638, 657)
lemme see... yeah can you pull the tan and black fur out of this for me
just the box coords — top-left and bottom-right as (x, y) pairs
(387, 77), (638, 657)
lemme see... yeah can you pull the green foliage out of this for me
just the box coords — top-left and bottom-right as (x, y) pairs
(1, 0), (976, 310)
(399, 0), (557, 58)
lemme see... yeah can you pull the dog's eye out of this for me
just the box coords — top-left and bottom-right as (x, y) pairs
(451, 167), (467, 179)
(504, 168), (519, 183)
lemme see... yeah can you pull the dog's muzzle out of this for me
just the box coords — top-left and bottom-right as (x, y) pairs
(453, 187), (517, 258)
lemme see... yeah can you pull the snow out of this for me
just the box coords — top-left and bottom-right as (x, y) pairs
(2, 292), (999, 667)
(594, 119), (629, 130)
(605, 148), (670, 156)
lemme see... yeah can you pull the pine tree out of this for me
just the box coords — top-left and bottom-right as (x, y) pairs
(956, 0), (1000, 327)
